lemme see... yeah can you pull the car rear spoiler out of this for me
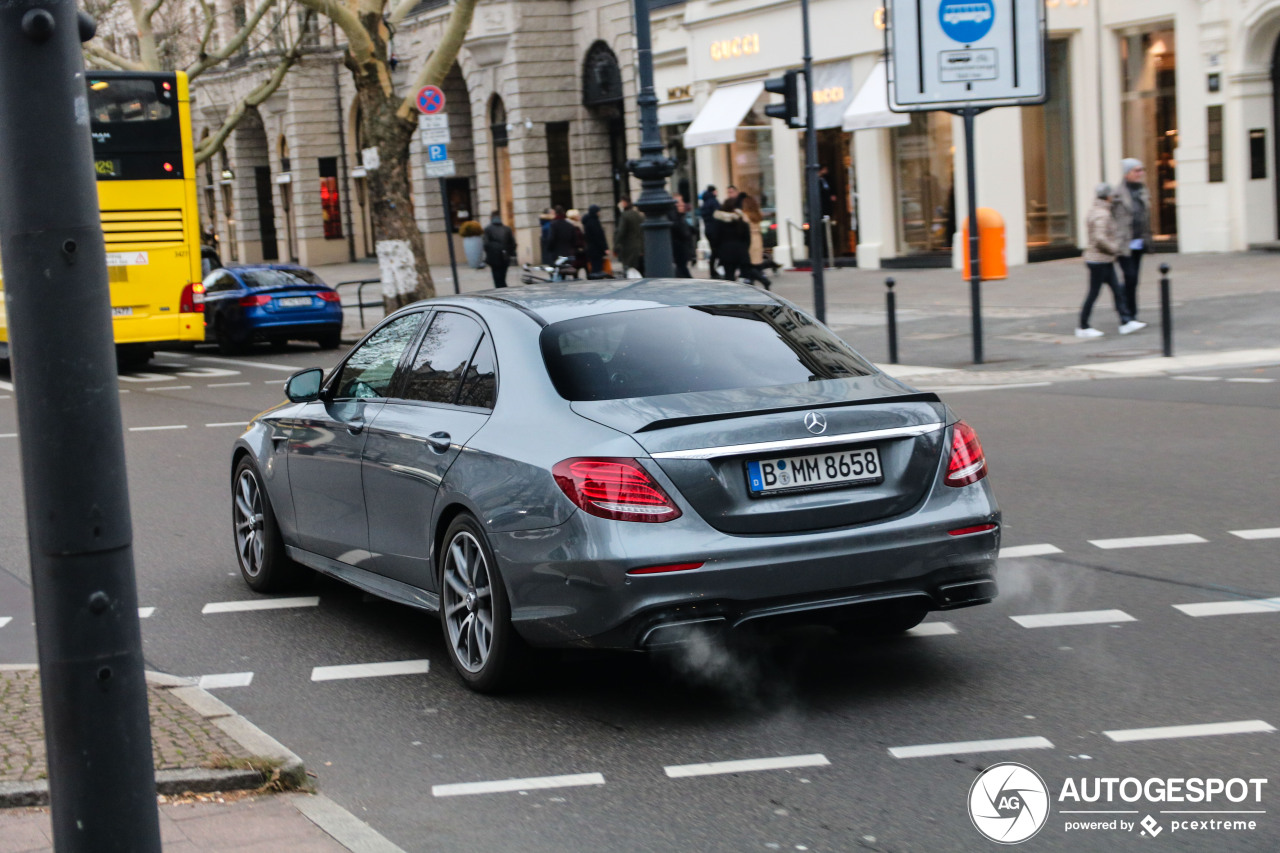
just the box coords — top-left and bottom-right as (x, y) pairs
(634, 391), (944, 433)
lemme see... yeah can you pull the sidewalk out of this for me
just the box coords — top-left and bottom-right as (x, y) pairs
(316, 251), (1280, 384)
(0, 667), (403, 852)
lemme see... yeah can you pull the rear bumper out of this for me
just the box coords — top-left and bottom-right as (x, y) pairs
(248, 319), (342, 340)
(113, 312), (205, 344)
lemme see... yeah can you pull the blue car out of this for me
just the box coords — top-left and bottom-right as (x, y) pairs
(201, 264), (344, 354)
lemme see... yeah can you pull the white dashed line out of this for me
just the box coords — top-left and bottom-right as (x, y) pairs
(208, 382), (252, 388)
(202, 596), (320, 614)
(999, 544), (1062, 559)
(0, 617), (11, 628)
(138, 607), (155, 618)
(432, 773), (605, 798)
(1011, 609), (1136, 629)
(906, 622), (957, 637)
(1230, 528), (1280, 540)
(144, 386), (192, 392)
(198, 672), (254, 690)
(1171, 376), (1221, 382)
(889, 736), (1054, 759)
(1173, 597), (1280, 617)
(310, 659), (430, 682)
(0, 433), (16, 439)
(128, 425), (188, 432)
(1104, 720), (1275, 743)
(264, 379), (282, 384)
(197, 356), (301, 372)
(929, 381), (1054, 394)
(0, 395), (10, 400)
(206, 422), (247, 428)
(1089, 533), (1207, 549)
(664, 754), (829, 779)
(1225, 377), (1276, 383)
(0, 380), (13, 391)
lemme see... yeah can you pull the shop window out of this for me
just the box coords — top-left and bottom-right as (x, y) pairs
(1022, 38), (1075, 251)
(319, 157), (343, 240)
(729, 93), (775, 213)
(547, 121), (573, 210)
(892, 112), (955, 256)
(1121, 27), (1178, 241)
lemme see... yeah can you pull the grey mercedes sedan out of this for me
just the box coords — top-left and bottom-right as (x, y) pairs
(230, 280), (999, 691)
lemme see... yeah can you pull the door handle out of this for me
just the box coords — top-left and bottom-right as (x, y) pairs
(346, 419), (365, 436)
(427, 431), (452, 453)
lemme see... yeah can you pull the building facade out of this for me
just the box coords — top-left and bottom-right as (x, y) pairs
(190, 0), (1280, 272)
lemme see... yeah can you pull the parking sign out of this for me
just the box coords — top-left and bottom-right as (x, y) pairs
(427, 144), (448, 163)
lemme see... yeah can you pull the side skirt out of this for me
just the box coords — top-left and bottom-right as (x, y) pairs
(286, 546), (440, 613)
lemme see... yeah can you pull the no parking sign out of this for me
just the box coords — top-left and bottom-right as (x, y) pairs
(416, 85), (445, 114)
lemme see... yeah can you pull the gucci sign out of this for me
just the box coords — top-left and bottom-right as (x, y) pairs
(710, 34), (760, 61)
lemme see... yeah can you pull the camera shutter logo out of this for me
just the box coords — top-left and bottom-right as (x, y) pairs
(804, 412), (827, 434)
(968, 762), (1050, 844)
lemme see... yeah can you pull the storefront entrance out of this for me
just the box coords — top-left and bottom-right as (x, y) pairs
(1023, 38), (1077, 259)
(1121, 26), (1178, 245)
(892, 112), (955, 262)
(817, 128), (855, 261)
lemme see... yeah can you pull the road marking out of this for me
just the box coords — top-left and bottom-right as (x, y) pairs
(1089, 533), (1207, 549)
(1104, 720), (1275, 743)
(202, 596), (319, 614)
(889, 736), (1054, 759)
(927, 382), (1053, 394)
(433, 773), (605, 798)
(264, 379), (282, 384)
(206, 422), (247, 428)
(0, 617), (11, 628)
(1171, 376), (1221, 382)
(906, 622), (957, 637)
(1225, 377), (1276, 383)
(128, 425), (188, 432)
(664, 754), (829, 779)
(0, 433), (16, 439)
(311, 659), (430, 682)
(198, 672), (254, 690)
(0, 381), (12, 392)
(208, 382), (252, 388)
(137, 607), (155, 618)
(1011, 609), (1135, 628)
(1230, 528), (1280, 540)
(144, 386), (192, 392)
(999, 544), (1062, 559)
(1174, 597), (1280, 617)
(0, 395), (10, 400)
(198, 356), (302, 372)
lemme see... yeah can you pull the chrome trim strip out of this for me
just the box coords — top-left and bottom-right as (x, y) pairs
(648, 423), (945, 460)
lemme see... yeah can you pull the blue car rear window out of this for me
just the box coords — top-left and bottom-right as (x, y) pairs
(239, 269), (324, 289)
(540, 304), (874, 401)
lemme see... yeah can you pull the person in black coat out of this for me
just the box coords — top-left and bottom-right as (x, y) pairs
(713, 197), (752, 283)
(582, 204), (609, 277)
(481, 211), (516, 288)
(672, 195), (695, 278)
(546, 205), (581, 277)
(699, 185), (720, 276)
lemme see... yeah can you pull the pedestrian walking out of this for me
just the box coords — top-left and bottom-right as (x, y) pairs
(566, 208), (588, 276)
(613, 197), (645, 276)
(482, 210), (516, 289)
(739, 192), (771, 289)
(700, 185), (720, 276)
(714, 197), (767, 287)
(1114, 157), (1153, 331)
(582, 203), (609, 278)
(1077, 184), (1139, 337)
(546, 205), (582, 277)
(672, 194), (695, 278)
(539, 207), (556, 265)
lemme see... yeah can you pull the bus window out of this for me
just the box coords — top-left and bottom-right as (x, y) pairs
(89, 79), (174, 123)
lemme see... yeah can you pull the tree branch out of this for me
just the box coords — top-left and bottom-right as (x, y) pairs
(193, 0), (218, 65)
(395, 0), (477, 120)
(85, 42), (150, 71)
(294, 0), (375, 68)
(185, 0), (279, 81)
(193, 14), (313, 166)
(386, 0), (418, 29)
(142, 0), (166, 26)
(126, 0), (162, 69)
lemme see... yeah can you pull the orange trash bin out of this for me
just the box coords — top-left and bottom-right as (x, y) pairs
(961, 207), (1007, 281)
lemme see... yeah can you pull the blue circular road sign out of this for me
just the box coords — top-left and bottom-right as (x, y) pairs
(938, 0), (995, 44)
(416, 85), (445, 114)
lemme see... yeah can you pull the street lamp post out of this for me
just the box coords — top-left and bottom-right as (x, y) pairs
(629, 0), (676, 279)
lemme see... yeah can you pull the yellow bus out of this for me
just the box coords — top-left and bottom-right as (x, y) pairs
(0, 70), (206, 367)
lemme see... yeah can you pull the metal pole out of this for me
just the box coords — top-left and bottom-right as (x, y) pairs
(885, 277), (899, 364)
(0, 7), (161, 851)
(629, 0), (675, 278)
(963, 108), (984, 364)
(439, 177), (459, 294)
(802, 0), (825, 322)
(1160, 262), (1172, 357)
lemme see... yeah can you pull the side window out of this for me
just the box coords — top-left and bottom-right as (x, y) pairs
(456, 334), (497, 409)
(333, 313), (423, 400)
(204, 271), (237, 293)
(401, 312), (484, 404)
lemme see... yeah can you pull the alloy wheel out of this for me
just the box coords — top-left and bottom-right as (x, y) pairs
(233, 468), (266, 578)
(442, 531), (494, 673)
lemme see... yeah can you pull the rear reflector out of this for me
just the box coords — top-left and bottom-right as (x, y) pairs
(627, 562), (704, 576)
(944, 420), (988, 487)
(179, 282), (205, 313)
(948, 523), (997, 537)
(553, 457), (682, 523)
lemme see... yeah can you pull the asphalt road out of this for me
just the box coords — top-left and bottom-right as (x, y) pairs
(0, 346), (1276, 852)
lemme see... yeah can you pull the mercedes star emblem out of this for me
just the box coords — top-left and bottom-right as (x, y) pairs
(804, 412), (827, 435)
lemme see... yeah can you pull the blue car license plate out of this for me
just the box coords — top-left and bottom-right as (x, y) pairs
(277, 296), (312, 308)
(746, 447), (882, 495)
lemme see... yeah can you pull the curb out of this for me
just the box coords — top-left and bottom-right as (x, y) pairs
(0, 669), (305, 808)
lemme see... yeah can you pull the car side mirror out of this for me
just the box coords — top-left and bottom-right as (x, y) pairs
(285, 368), (324, 403)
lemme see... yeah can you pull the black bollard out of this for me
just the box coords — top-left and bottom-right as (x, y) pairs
(1160, 263), (1172, 357)
(886, 277), (899, 365)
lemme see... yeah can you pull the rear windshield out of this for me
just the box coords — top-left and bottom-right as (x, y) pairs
(540, 304), (874, 401)
(238, 269), (325, 290)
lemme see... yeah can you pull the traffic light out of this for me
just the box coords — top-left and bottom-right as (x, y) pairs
(764, 69), (802, 128)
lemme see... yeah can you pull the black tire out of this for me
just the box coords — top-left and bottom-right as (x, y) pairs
(438, 514), (526, 693)
(841, 600), (930, 638)
(116, 344), (153, 370)
(216, 321), (248, 355)
(268, 338), (289, 352)
(232, 457), (303, 592)
(316, 330), (342, 350)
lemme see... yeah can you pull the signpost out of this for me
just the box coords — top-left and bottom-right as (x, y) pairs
(886, 0), (1046, 363)
(415, 87), (459, 292)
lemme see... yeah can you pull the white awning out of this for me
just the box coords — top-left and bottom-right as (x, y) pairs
(842, 60), (910, 132)
(683, 81), (764, 148)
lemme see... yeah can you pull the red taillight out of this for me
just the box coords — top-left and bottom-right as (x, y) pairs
(627, 562), (704, 576)
(948, 523), (997, 537)
(179, 282), (205, 313)
(239, 293), (271, 307)
(944, 421), (988, 487)
(316, 291), (341, 302)
(553, 457), (682, 523)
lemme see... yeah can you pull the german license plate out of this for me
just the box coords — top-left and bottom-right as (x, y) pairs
(278, 296), (312, 307)
(746, 447), (882, 495)
(111, 306), (133, 317)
